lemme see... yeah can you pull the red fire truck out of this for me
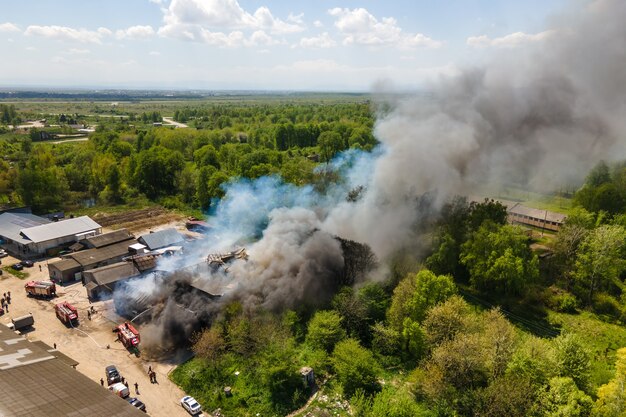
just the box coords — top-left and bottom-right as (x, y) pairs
(55, 301), (79, 326)
(25, 280), (57, 298)
(116, 322), (140, 349)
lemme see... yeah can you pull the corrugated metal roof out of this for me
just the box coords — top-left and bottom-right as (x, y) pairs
(49, 258), (81, 272)
(86, 228), (133, 248)
(84, 261), (140, 286)
(70, 239), (138, 267)
(508, 203), (567, 223)
(0, 212), (50, 245)
(20, 216), (101, 243)
(139, 228), (185, 250)
(0, 324), (144, 417)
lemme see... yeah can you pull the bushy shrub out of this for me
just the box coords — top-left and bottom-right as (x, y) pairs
(546, 290), (579, 313)
(593, 293), (621, 320)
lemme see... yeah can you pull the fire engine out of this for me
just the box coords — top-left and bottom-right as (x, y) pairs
(25, 280), (57, 298)
(116, 322), (140, 349)
(55, 301), (79, 325)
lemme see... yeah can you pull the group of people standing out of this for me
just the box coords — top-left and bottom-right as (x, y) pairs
(1, 291), (11, 313)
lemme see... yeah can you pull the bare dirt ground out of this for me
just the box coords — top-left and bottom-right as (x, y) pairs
(0, 257), (193, 417)
(91, 207), (187, 235)
(162, 117), (189, 128)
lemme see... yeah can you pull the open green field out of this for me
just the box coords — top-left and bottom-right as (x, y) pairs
(479, 184), (574, 215)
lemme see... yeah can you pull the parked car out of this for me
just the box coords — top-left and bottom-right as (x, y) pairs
(105, 365), (121, 385)
(0, 249), (8, 258)
(20, 260), (34, 267)
(12, 263), (24, 271)
(127, 398), (147, 413)
(108, 382), (130, 398)
(181, 396), (202, 415)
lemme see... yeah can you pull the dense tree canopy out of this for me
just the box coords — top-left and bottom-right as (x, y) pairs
(461, 223), (539, 295)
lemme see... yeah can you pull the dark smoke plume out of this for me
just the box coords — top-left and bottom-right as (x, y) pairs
(114, 0), (626, 350)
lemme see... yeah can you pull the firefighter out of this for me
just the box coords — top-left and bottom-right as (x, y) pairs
(100, 378), (104, 386)
(87, 310), (91, 320)
(134, 382), (139, 394)
(7, 291), (10, 304)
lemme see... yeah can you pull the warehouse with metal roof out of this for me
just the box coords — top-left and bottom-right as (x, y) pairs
(67, 239), (139, 271)
(0, 324), (144, 417)
(138, 228), (185, 250)
(85, 228), (134, 249)
(0, 214), (102, 257)
(0, 212), (50, 256)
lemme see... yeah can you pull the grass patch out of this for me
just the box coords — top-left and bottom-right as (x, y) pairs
(171, 354), (310, 417)
(1, 266), (29, 280)
(480, 185), (574, 216)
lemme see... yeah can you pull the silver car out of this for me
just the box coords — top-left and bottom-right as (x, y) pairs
(181, 396), (202, 415)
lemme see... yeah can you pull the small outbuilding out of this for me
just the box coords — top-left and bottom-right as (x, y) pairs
(300, 367), (315, 389)
(138, 228), (185, 251)
(83, 262), (141, 299)
(48, 258), (82, 283)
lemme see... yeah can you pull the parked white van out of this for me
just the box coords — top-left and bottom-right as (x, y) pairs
(108, 382), (130, 398)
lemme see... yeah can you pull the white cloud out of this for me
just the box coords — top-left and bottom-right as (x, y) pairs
(198, 28), (279, 48)
(0, 22), (20, 33)
(116, 25), (156, 40)
(24, 25), (110, 44)
(97, 27), (113, 37)
(149, 51), (161, 56)
(467, 30), (554, 48)
(313, 20), (323, 28)
(297, 32), (336, 49)
(66, 48), (91, 54)
(287, 13), (304, 25)
(328, 8), (442, 49)
(149, 0), (164, 4)
(25, 46), (37, 51)
(158, 0), (305, 43)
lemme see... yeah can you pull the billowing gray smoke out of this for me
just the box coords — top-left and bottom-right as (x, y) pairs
(114, 0), (626, 350)
(325, 0), (626, 257)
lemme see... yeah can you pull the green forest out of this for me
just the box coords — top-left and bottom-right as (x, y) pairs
(3, 99), (626, 416)
(0, 99), (375, 213)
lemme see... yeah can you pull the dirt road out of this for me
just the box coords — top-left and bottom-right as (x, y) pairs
(163, 117), (188, 128)
(0, 259), (192, 417)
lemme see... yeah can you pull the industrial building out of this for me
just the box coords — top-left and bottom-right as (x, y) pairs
(138, 228), (185, 250)
(85, 228), (134, 249)
(0, 213), (101, 257)
(48, 258), (82, 283)
(48, 238), (139, 283)
(0, 324), (144, 417)
(507, 203), (567, 232)
(84, 261), (142, 299)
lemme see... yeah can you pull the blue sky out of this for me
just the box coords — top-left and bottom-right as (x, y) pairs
(0, 0), (569, 91)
